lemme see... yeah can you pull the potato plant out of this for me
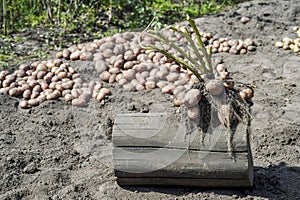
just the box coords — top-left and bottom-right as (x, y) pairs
(140, 15), (254, 158)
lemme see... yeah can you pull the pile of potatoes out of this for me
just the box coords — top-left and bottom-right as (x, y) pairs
(0, 59), (111, 109)
(56, 29), (256, 63)
(54, 28), (255, 104)
(275, 26), (300, 53)
(0, 28), (256, 111)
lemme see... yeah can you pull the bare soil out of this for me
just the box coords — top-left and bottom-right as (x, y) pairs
(1, 0), (300, 199)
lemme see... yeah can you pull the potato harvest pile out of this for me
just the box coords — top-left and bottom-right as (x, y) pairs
(0, 19), (256, 114)
(275, 26), (300, 53)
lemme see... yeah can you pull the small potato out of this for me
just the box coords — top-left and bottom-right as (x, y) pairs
(51, 76), (60, 82)
(61, 81), (73, 90)
(118, 78), (128, 86)
(28, 80), (38, 88)
(124, 50), (136, 61)
(80, 51), (93, 61)
(0, 71), (10, 81)
(37, 71), (47, 79)
(169, 64), (180, 72)
(205, 79), (225, 96)
(19, 100), (29, 109)
(122, 69), (136, 81)
(187, 106), (200, 119)
(123, 61), (137, 70)
(247, 45), (256, 52)
(14, 70), (26, 77)
(8, 88), (21, 97)
(219, 71), (228, 80)
(56, 51), (63, 59)
(190, 74), (199, 83)
(275, 41), (283, 48)
(5, 74), (16, 83)
(123, 83), (136, 92)
(69, 50), (81, 61)
(147, 51), (156, 60)
(55, 84), (64, 92)
(43, 73), (53, 83)
(57, 71), (68, 79)
(51, 66), (58, 74)
(115, 73), (123, 82)
(19, 83), (31, 92)
(71, 89), (80, 99)
(72, 73), (81, 80)
(62, 89), (71, 97)
(19, 64), (30, 71)
(31, 91), (40, 99)
(113, 59), (124, 68)
(133, 64), (147, 73)
(145, 81), (156, 89)
(156, 70), (168, 80)
(94, 82), (102, 91)
(96, 92), (106, 102)
(10, 82), (18, 88)
(28, 99), (39, 107)
(79, 92), (92, 102)
(44, 89), (53, 96)
(166, 73), (180, 82)
(141, 71), (150, 78)
(73, 77), (83, 85)
(137, 53), (149, 62)
(109, 67), (121, 74)
(136, 84), (145, 91)
(0, 87), (10, 94)
(53, 59), (63, 67)
(109, 73), (117, 84)
(37, 94), (46, 104)
(155, 81), (167, 89)
(72, 98), (87, 107)
(161, 84), (175, 94)
(149, 68), (159, 77)
(135, 73), (145, 85)
(216, 64), (226, 73)
(49, 82), (57, 90)
(100, 88), (111, 95)
(174, 79), (188, 87)
(68, 66), (76, 74)
(240, 48), (247, 54)
(173, 85), (185, 96)
(100, 71), (111, 82)
(36, 63), (48, 71)
(33, 85), (42, 93)
(46, 92), (57, 100)
(173, 91), (186, 107)
(62, 49), (71, 59)
(64, 93), (73, 102)
(2, 79), (12, 88)
(73, 82), (82, 89)
(184, 89), (202, 108)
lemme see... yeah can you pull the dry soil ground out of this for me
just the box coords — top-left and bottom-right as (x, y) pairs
(0, 0), (300, 199)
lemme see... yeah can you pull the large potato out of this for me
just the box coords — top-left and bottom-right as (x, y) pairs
(184, 89), (202, 108)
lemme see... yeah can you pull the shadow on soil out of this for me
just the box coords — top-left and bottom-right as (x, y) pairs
(122, 162), (300, 199)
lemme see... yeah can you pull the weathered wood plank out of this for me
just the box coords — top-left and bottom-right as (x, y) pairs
(116, 177), (252, 188)
(112, 112), (253, 187)
(113, 113), (248, 152)
(113, 147), (251, 180)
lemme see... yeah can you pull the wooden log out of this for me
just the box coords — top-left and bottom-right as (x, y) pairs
(113, 113), (248, 152)
(112, 113), (253, 187)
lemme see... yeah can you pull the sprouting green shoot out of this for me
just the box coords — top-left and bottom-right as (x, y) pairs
(139, 15), (215, 82)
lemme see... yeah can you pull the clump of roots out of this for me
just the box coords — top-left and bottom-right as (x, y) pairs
(184, 81), (253, 160)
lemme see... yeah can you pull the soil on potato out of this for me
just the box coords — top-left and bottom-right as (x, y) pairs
(1, 0), (300, 199)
